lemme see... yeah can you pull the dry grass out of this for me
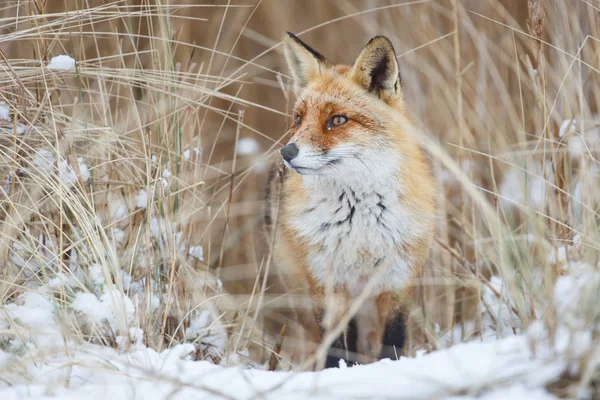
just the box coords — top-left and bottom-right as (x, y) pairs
(0, 0), (599, 396)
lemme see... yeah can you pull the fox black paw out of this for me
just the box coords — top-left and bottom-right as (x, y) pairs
(380, 313), (406, 360)
(323, 313), (405, 368)
(324, 319), (358, 368)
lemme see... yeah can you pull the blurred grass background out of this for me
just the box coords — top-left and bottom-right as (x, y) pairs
(0, 0), (599, 391)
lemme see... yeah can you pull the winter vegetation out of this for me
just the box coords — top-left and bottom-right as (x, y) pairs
(0, 1), (599, 399)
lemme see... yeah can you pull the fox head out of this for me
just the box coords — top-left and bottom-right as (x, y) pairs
(280, 32), (410, 179)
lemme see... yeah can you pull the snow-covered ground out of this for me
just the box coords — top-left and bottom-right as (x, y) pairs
(2, 265), (596, 399)
(1, 334), (563, 400)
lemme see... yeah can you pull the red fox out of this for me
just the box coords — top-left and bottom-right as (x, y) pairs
(264, 32), (437, 368)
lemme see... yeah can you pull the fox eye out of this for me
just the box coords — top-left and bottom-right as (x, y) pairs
(327, 115), (348, 130)
(293, 114), (303, 126)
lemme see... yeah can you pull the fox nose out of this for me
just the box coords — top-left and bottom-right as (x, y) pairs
(280, 143), (299, 162)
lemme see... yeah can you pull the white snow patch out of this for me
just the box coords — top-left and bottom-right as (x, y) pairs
(116, 327), (145, 351)
(135, 189), (148, 209)
(162, 168), (172, 179)
(149, 294), (161, 313)
(0, 334), (566, 399)
(112, 227), (125, 244)
(185, 308), (227, 358)
(188, 245), (204, 261)
(109, 194), (128, 223)
(72, 289), (135, 332)
(158, 177), (169, 189)
(47, 55), (76, 71)
(88, 264), (105, 286)
(58, 157), (90, 188)
(183, 149), (190, 160)
(559, 119), (576, 138)
(31, 148), (56, 172)
(237, 137), (260, 155)
(482, 276), (521, 336)
(4, 170), (13, 193)
(2, 292), (63, 350)
(0, 101), (9, 120)
(0, 123), (26, 135)
(499, 168), (546, 208)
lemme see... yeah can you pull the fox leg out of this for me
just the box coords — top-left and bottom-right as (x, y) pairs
(380, 311), (406, 360)
(355, 297), (386, 363)
(355, 291), (406, 363)
(378, 291), (408, 359)
(318, 286), (352, 368)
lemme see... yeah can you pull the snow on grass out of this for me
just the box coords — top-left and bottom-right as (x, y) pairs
(109, 193), (129, 223)
(2, 292), (62, 352)
(559, 119), (576, 138)
(0, 333), (564, 399)
(188, 245), (204, 261)
(72, 289), (135, 332)
(237, 137), (260, 155)
(499, 166), (546, 208)
(47, 55), (76, 71)
(136, 189), (149, 209)
(28, 150), (91, 188)
(0, 101), (9, 120)
(58, 157), (90, 188)
(0, 123), (27, 135)
(0, 231), (596, 399)
(2, 262), (595, 399)
(31, 148), (56, 171)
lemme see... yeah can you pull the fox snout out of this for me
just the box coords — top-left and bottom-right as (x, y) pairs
(280, 143), (299, 162)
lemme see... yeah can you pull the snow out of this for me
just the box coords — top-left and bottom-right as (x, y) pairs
(188, 245), (204, 261)
(47, 55), (76, 71)
(72, 289), (135, 332)
(499, 167), (546, 208)
(58, 157), (90, 188)
(88, 264), (105, 286)
(112, 227), (125, 243)
(183, 149), (190, 160)
(0, 101), (9, 120)
(28, 151), (90, 188)
(2, 263), (593, 400)
(237, 137), (260, 155)
(135, 189), (148, 209)
(109, 194), (129, 222)
(0, 334), (564, 399)
(0, 123), (27, 136)
(3, 292), (63, 351)
(158, 177), (169, 189)
(1, 243), (595, 399)
(559, 119), (576, 138)
(31, 148), (56, 171)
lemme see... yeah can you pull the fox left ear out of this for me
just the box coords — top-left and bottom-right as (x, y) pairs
(351, 36), (401, 101)
(282, 32), (327, 93)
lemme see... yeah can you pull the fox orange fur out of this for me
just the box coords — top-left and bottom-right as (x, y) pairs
(264, 32), (437, 368)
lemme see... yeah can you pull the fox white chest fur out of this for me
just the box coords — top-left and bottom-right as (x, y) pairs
(288, 169), (423, 296)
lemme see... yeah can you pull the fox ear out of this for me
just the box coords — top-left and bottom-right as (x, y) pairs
(351, 36), (401, 101)
(282, 32), (327, 92)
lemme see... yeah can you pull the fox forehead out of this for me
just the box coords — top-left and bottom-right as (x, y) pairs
(294, 67), (382, 117)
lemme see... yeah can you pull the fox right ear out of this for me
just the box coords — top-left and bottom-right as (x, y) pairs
(351, 36), (401, 102)
(282, 32), (327, 93)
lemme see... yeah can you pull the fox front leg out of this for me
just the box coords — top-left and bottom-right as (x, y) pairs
(355, 291), (407, 363)
(355, 297), (386, 363)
